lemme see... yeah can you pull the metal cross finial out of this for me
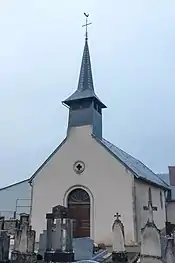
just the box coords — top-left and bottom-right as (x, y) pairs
(114, 212), (121, 221)
(82, 13), (92, 40)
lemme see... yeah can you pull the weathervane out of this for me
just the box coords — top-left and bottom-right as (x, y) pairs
(82, 13), (92, 40)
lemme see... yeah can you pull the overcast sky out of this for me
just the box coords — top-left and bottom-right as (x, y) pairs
(0, 1), (175, 187)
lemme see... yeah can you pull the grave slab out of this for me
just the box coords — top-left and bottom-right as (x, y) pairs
(73, 237), (93, 261)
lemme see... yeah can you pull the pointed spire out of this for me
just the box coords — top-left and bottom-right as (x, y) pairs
(62, 14), (106, 109)
(77, 12), (94, 92)
(77, 38), (94, 92)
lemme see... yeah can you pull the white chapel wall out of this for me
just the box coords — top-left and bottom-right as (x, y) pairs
(135, 179), (166, 241)
(31, 125), (135, 246)
(0, 180), (31, 219)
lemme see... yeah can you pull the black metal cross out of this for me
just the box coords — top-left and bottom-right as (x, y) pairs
(143, 200), (157, 223)
(82, 13), (92, 40)
(114, 212), (121, 220)
(76, 163), (82, 171)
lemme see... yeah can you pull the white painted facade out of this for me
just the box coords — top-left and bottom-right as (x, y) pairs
(30, 125), (166, 245)
(135, 180), (166, 241)
(31, 125), (135, 245)
(0, 180), (31, 219)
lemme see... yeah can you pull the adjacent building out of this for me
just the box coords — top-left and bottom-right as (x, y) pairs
(0, 179), (31, 219)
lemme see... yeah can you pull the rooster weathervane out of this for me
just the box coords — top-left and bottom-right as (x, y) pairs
(82, 13), (92, 40)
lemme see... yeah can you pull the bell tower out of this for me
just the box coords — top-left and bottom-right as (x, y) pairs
(62, 14), (106, 139)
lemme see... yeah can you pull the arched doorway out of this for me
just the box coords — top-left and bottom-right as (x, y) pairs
(67, 188), (90, 238)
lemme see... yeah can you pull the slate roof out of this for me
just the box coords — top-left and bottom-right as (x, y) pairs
(3, 136), (169, 190)
(29, 34), (168, 190)
(0, 178), (29, 191)
(62, 38), (106, 108)
(62, 33), (168, 190)
(94, 137), (169, 189)
(27, 136), (169, 189)
(158, 173), (175, 199)
(157, 173), (170, 185)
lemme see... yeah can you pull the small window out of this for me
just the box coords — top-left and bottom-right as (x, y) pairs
(166, 190), (172, 201)
(98, 107), (102, 114)
(94, 102), (102, 114)
(160, 191), (163, 209)
(94, 102), (98, 111)
(71, 101), (91, 110)
(71, 104), (81, 110)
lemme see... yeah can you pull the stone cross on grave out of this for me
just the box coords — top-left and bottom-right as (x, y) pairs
(114, 213), (121, 221)
(143, 200), (157, 223)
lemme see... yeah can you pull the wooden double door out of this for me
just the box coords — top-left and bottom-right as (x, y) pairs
(67, 189), (90, 238)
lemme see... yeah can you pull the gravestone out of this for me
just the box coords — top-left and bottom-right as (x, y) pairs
(39, 204), (97, 262)
(27, 226), (35, 253)
(73, 237), (93, 261)
(11, 213), (36, 263)
(3, 220), (18, 236)
(160, 228), (167, 259)
(0, 217), (18, 261)
(164, 237), (175, 263)
(140, 200), (163, 263)
(44, 205), (74, 263)
(38, 230), (47, 258)
(111, 213), (127, 263)
(0, 231), (10, 263)
(0, 218), (4, 231)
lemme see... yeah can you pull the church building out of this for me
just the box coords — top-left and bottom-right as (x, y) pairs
(28, 31), (169, 246)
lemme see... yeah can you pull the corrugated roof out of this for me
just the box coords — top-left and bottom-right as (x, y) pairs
(96, 137), (169, 189)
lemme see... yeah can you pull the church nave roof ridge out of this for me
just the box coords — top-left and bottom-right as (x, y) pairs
(93, 135), (169, 189)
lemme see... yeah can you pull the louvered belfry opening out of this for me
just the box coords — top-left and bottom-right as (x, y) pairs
(67, 188), (90, 238)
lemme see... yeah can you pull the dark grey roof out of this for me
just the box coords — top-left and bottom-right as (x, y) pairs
(94, 136), (169, 189)
(157, 173), (170, 185)
(0, 178), (29, 191)
(62, 39), (106, 108)
(27, 135), (169, 189)
(157, 173), (175, 199)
